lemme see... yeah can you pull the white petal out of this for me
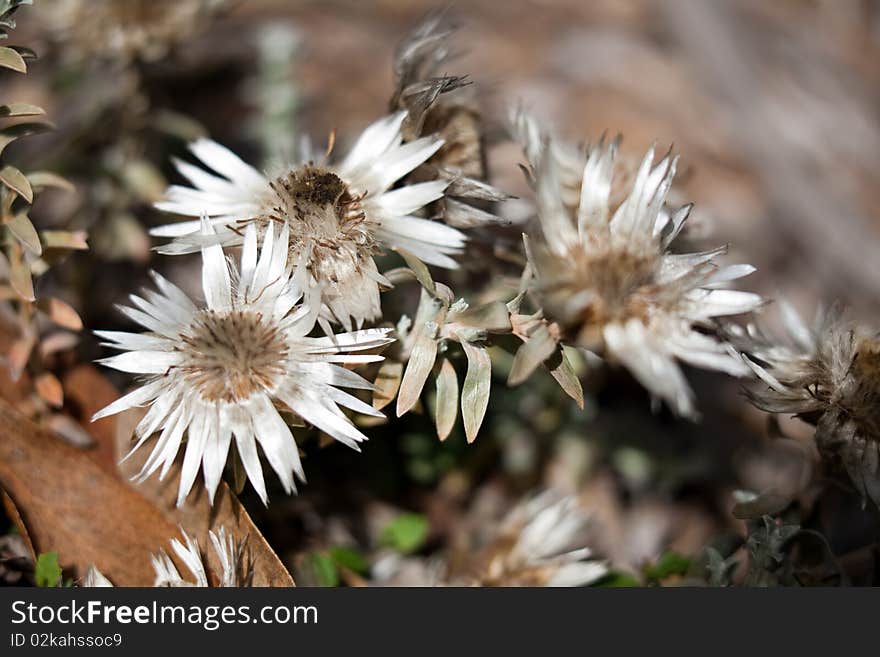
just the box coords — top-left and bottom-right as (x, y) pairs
(200, 219), (232, 311)
(98, 350), (179, 374)
(339, 111), (407, 174)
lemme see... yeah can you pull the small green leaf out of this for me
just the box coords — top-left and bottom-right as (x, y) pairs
(35, 552), (62, 587)
(592, 571), (641, 587)
(329, 547), (369, 575)
(644, 551), (691, 582)
(310, 552), (339, 587)
(380, 513), (429, 554)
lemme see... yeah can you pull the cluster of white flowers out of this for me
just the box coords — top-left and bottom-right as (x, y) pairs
(93, 20), (773, 515)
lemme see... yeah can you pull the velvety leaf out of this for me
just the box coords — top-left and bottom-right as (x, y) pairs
(434, 358), (459, 441)
(27, 171), (75, 193)
(0, 102), (43, 117)
(453, 300), (511, 332)
(396, 330), (438, 417)
(547, 346), (585, 409)
(0, 164), (32, 202)
(394, 247), (436, 296)
(6, 211), (41, 254)
(372, 360), (403, 410)
(460, 340), (491, 443)
(508, 324), (557, 385)
(0, 122), (52, 156)
(0, 45), (25, 72)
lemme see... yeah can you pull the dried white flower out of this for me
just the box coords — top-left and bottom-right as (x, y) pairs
(736, 304), (880, 506)
(45, 0), (223, 63)
(516, 112), (762, 418)
(153, 527), (250, 587)
(152, 112), (466, 329)
(93, 220), (393, 506)
(84, 527), (251, 587)
(83, 566), (113, 587)
(466, 491), (607, 587)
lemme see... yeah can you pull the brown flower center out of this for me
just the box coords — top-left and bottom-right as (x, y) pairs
(249, 166), (380, 285)
(176, 310), (288, 403)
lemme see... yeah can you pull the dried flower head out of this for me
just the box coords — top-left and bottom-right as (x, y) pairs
(85, 527), (252, 587)
(462, 492), (607, 587)
(46, 0), (223, 63)
(515, 112), (762, 418)
(735, 304), (880, 506)
(93, 220), (393, 506)
(152, 112), (467, 329)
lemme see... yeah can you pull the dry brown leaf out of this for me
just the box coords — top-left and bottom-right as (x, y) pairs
(0, 398), (184, 585)
(63, 365), (295, 586)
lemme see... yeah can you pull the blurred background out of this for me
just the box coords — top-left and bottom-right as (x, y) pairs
(3, 0), (880, 586)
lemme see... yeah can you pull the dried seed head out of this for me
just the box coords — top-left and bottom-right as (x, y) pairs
(259, 166), (381, 289)
(739, 307), (880, 504)
(177, 309), (289, 403)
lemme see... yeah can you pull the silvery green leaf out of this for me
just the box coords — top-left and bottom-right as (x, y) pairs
(460, 340), (491, 443)
(508, 323), (557, 386)
(0, 102), (42, 117)
(27, 171), (75, 193)
(7, 211), (40, 255)
(372, 361), (404, 411)
(434, 358), (459, 441)
(453, 300), (511, 333)
(395, 247), (436, 296)
(548, 346), (584, 409)
(0, 45), (25, 72)
(0, 164), (33, 202)
(397, 330), (438, 416)
(443, 198), (509, 228)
